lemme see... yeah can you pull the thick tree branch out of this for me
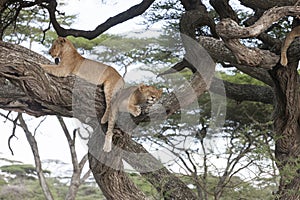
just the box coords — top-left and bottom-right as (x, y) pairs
(199, 36), (273, 86)
(284, 38), (300, 64)
(0, 41), (199, 199)
(215, 6), (300, 68)
(18, 113), (54, 200)
(210, 78), (274, 104)
(243, 9), (281, 52)
(216, 6), (300, 39)
(209, 0), (239, 22)
(240, 0), (299, 10)
(198, 36), (235, 63)
(43, 0), (155, 39)
(88, 131), (148, 200)
(180, 0), (218, 38)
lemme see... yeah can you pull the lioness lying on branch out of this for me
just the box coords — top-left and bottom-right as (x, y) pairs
(40, 37), (125, 124)
(41, 37), (162, 152)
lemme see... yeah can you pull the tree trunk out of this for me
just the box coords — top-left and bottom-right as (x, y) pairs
(57, 116), (90, 200)
(88, 127), (147, 200)
(18, 114), (54, 200)
(270, 62), (300, 199)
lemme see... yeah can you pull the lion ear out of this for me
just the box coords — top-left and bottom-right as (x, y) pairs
(138, 83), (146, 91)
(158, 89), (163, 95)
(57, 37), (66, 44)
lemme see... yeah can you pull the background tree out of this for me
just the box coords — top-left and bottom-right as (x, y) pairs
(0, 0), (300, 199)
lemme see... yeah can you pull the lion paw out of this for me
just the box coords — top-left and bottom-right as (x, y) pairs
(103, 134), (112, 152)
(130, 105), (141, 117)
(101, 112), (108, 124)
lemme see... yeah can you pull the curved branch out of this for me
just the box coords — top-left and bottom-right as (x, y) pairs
(216, 6), (300, 39)
(243, 9), (282, 52)
(44, 0), (155, 39)
(180, 0), (218, 38)
(199, 36), (273, 85)
(209, 0), (239, 22)
(18, 114), (54, 200)
(215, 6), (300, 69)
(240, 0), (299, 10)
(210, 78), (274, 104)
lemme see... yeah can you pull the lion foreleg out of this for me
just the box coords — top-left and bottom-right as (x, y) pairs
(40, 64), (70, 77)
(128, 104), (141, 117)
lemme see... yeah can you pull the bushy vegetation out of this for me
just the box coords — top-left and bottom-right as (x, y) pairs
(0, 166), (277, 200)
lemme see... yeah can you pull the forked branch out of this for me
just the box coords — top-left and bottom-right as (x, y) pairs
(215, 6), (300, 68)
(43, 0), (155, 39)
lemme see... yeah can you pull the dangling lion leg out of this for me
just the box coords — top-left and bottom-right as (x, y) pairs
(280, 26), (300, 66)
(103, 130), (113, 152)
(101, 84), (113, 124)
(103, 108), (118, 152)
(101, 80), (124, 124)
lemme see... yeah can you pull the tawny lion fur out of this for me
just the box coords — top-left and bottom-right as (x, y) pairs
(40, 37), (124, 125)
(103, 84), (162, 152)
(41, 37), (162, 152)
(280, 26), (300, 66)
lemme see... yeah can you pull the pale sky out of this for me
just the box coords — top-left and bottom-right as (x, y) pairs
(59, 0), (151, 33)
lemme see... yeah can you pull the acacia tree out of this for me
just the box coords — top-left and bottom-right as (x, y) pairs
(1, 0), (300, 199)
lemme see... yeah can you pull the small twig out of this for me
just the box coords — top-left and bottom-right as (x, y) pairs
(77, 126), (91, 140)
(73, 128), (77, 142)
(41, 21), (51, 44)
(34, 116), (47, 136)
(4, 111), (12, 122)
(0, 111), (12, 123)
(8, 113), (21, 155)
(80, 169), (92, 184)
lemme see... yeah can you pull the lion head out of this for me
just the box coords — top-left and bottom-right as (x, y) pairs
(138, 84), (163, 104)
(48, 37), (74, 61)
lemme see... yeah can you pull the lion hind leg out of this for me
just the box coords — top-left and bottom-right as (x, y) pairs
(280, 38), (292, 66)
(280, 26), (300, 66)
(103, 107), (118, 152)
(101, 80), (124, 124)
(101, 84), (113, 124)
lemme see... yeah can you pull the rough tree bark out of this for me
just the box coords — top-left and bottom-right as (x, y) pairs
(213, 4), (300, 199)
(270, 63), (300, 199)
(57, 116), (91, 200)
(18, 114), (54, 200)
